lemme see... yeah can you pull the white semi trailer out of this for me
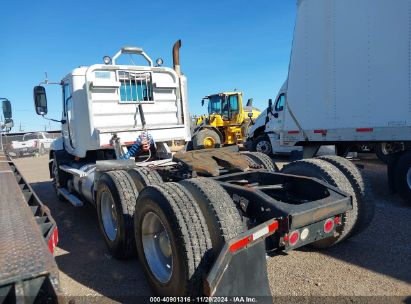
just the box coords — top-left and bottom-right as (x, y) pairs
(33, 40), (372, 298)
(247, 0), (411, 203)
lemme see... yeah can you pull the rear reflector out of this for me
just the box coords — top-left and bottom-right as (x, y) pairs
(229, 237), (249, 253)
(229, 220), (278, 253)
(288, 130), (300, 134)
(356, 128), (373, 133)
(324, 218), (334, 234)
(47, 227), (59, 255)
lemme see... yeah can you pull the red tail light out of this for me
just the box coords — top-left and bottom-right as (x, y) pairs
(288, 230), (300, 246)
(334, 216), (341, 225)
(324, 218), (334, 234)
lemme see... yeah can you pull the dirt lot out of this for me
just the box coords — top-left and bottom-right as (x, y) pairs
(14, 154), (411, 303)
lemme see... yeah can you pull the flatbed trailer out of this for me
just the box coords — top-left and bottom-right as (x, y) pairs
(0, 152), (60, 303)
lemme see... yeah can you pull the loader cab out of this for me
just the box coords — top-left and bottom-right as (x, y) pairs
(205, 92), (242, 123)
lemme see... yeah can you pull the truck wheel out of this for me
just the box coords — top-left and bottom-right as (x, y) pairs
(394, 151), (411, 203)
(281, 159), (359, 248)
(128, 167), (163, 192)
(252, 135), (272, 156)
(192, 129), (221, 150)
(135, 183), (212, 296)
(96, 170), (138, 259)
(51, 157), (65, 201)
(241, 151), (278, 171)
(375, 143), (403, 164)
(179, 177), (245, 259)
(317, 155), (374, 237)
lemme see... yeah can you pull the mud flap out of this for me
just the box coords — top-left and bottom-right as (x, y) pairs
(205, 239), (272, 303)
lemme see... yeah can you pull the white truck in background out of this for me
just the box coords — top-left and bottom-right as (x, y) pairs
(10, 132), (54, 156)
(247, 0), (411, 203)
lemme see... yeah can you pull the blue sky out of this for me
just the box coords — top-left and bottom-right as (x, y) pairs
(0, 1), (296, 132)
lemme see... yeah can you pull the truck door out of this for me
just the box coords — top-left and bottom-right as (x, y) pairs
(266, 93), (285, 133)
(62, 80), (75, 150)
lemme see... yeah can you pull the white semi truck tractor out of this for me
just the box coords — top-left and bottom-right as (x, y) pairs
(33, 40), (372, 298)
(246, 0), (411, 204)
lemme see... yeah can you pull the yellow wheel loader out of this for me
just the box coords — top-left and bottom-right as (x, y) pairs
(192, 92), (261, 150)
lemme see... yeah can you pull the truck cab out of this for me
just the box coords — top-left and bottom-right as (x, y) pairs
(246, 83), (301, 155)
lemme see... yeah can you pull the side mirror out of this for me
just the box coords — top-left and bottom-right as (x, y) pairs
(201, 99), (205, 106)
(268, 99), (273, 108)
(2, 99), (12, 120)
(247, 112), (253, 118)
(246, 98), (253, 107)
(33, 86), (48, 115)
(4, 118), (13, 129)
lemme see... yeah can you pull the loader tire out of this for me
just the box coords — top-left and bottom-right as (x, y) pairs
(96, 170), (139, 259)
(192, 129), (221, 150)
(281, 159), (359, 248)
(128, 167), (163, 192)
(135, 183), (212, 296)
(179, 177), (245, 259)
(241, 151), (278, 171)
(317, 155), (374, 236)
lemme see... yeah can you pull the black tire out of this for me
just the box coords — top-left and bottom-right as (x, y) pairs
(51, 157), (65, 201)
(96, 170), (139, 259)
(241, 151), (278, 171)
(192, 129), (221, 150)
(128, 167), (163, 192)
(179, 177), (245, 259)
(317, 155), (374, 237)
(135, 183), (212, 296)
(394, 151), (411, 203)
(281, 159), (359, 248)
(375, 143), (390, 163)
(251, 135), (272, 156)
(374, 143), (404, 164)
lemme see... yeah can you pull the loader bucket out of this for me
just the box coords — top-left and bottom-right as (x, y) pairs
(204, 221), (275, 303)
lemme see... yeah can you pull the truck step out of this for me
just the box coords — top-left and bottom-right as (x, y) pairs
(57, 188), (84, 207)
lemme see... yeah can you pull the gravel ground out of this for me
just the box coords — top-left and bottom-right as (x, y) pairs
(13, 154), (411, 303)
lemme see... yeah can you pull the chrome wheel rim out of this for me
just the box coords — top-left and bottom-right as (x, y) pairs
(256, 140), (272, 155)
(100, 190), (118, 241)
(407, 168), (411, 189)
(142, 212), (173, 283)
